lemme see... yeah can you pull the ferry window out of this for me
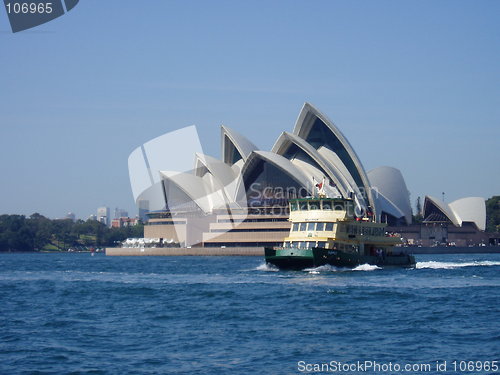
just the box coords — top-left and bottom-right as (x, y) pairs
(299, 241), (306, 249)
(299, 222), (306, 231)
(325, 222), (334, 231)
(299, 201), (308, 210)
(322, 200), (332, 210)
(307, 222), (315, 231)
(291, 242), (297, 248)
(316, 222), (324, 231)
(334, 202), (344, 211)
(292, 223), (299, 231)
(290, 202), (298, 211)
(309, 201), (319, 210)
(317, 241), (326, 248)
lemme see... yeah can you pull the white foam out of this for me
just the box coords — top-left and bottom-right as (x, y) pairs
(254, 263), (279, 272)
(304, 263), (382, 273)
(416, 260), (500, 270)
(304, 264), (340, 274)
(353, 264), (381, 271)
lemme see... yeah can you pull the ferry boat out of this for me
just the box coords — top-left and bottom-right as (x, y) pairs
(264, 196), (415, 270)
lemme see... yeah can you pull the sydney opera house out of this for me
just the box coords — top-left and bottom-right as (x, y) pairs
(128, 103), (488, 248)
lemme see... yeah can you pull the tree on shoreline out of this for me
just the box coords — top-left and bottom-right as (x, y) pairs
(486, 196), (500, 233)
(0, 214), (143, 252)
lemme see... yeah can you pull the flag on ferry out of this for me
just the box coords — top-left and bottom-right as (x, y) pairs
(313, 176), (322, 190)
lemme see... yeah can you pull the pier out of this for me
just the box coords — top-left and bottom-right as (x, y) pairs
(105, 247), (264, 256)
(105, 246), (500, 256)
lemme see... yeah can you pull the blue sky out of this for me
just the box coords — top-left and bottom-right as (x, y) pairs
(0, 0), (498, 219)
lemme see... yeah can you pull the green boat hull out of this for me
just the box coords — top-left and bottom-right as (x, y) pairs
(265, 247), (415, 270)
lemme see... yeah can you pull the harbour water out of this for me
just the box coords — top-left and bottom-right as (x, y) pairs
(1, 253), (499, 374)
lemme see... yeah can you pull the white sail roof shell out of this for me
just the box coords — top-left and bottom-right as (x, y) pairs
(272, 131), (350, 198)
(372, 188), (406, 223)
(292, 103), (373, 213)
(368, 166), (412, 224)
(194, 153), (244, 204)
(422, 195), (487, 231)
(159, 171), (228, 213)
(221, 125), (258, 165)
(449, 197), (486, 231)
(424, 196), (460, 226)
(238, 150), (312, 196)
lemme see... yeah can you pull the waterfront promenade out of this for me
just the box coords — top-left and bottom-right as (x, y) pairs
(106, 247), (263, 256)
(106, 246), (500, 256)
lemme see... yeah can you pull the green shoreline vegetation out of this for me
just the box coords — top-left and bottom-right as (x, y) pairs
(0, 213), (143, 252)
(486, 196), (500, 233)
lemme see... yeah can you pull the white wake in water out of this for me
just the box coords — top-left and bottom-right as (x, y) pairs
(254, 263), (279, 272)
(304, 264), (339, 274)
(352, 264), (381, 271)
(304, 264), (380, 273)
(416, 260), (500, 269)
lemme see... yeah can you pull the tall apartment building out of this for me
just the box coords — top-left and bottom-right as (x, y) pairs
(97, 206), (110, 226)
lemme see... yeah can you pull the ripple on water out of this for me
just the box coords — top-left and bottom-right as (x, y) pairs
(0, 252), (499, 374)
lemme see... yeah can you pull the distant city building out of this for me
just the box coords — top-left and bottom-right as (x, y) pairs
(65, 212), (76, 221)
(88, 214), (97, 221)
(97, 206), (110, 226)
(138, 200), (149, 223)
(114, 208), (128, 219)
(111, 217), (139, 228)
